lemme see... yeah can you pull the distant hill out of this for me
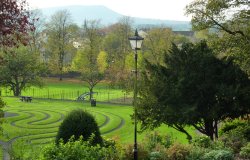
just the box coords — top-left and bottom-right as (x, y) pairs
(40, 5), (191, 31)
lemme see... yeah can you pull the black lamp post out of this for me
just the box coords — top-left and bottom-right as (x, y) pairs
(128, 29), (144, 160)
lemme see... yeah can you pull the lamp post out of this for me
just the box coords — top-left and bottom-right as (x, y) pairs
(128, 29), (144, 160)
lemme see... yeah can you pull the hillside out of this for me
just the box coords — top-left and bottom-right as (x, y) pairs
(40, 5), (191, 31)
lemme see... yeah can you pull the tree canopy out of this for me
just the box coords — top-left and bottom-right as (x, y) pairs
(0, 45), (45, 96)
(185, 0), (250, 73)
(137, 41), (250, 140)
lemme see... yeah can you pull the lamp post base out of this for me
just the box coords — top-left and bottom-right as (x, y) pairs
(133, 147), (138, 160)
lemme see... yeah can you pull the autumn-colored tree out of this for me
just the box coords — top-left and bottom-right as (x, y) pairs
(0, 0), (35, 47)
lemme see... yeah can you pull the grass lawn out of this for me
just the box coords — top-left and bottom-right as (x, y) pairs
(1, 97), (195, 153)
(0, 78), (196, 158)
(1, 78), (132, 103)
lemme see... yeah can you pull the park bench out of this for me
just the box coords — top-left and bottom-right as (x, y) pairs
(20, 96), (32, 102)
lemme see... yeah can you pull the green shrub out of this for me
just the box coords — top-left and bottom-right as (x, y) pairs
(55, 109), (103, 146)
(122, 143), (149, 160)
(219, 119), (246, 134)
(8, 139), (41, 160)
(202, 149), (234, 160)
(240, 142), (250, 159)
(219, 125), (248, 153)
(167, 143), (191, 160)
(187, 146), (208, 160)
(191, 136), (212, 148)
(149, 151), (163, 160)
(41, 137), (118, 160)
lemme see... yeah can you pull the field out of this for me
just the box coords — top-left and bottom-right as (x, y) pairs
(1, 78), (132, 104)
(0, 79), (195, 159)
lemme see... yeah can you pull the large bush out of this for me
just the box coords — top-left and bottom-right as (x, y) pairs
(167, 143), (191, 160)
(219, 119), (246, 134)
(41, 137), (118, 160)
(219, 125), (248, 153)
(202, 149), (234, 160)
(55, 109), (103, 146)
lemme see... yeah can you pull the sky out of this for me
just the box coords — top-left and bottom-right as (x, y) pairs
(26, 0), (193, 21)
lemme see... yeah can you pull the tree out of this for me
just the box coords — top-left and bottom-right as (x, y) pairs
(72, 20), (105, 100)
(0, 45), (44, 96)
(143, 28), (174, 65)
(45, 10), (74, 80)
(137, 41), (250, 140)
(0, 0), (35, 47)
(102, 17), (133, 87)
(185, 0), (250, 73)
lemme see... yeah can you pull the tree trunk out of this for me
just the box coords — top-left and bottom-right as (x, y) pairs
(89, 87), (93, 101)
(13, 85), (21, 96)
(214, 120), (218, 140)
(204, 120), (214, 140)
(59, 72), (63, 81)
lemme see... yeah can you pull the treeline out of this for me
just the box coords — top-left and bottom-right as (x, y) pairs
(0, 7), (192, 96)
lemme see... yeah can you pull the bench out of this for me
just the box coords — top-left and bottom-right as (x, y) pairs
(20, 96), (32, 102)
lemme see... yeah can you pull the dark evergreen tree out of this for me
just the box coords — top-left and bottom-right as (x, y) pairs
(137, 41), (250, 140)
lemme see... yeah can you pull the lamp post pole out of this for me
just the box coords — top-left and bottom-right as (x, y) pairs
(128, 29), (144, 160)
(133, 48), (138, 160)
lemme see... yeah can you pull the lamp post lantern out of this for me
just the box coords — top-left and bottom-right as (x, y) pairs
(128, 29), (144, 160)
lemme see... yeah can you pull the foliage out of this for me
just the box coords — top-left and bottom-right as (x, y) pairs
(55, 109), (103, 146)
(191, 136), (212, 148)
(219, 119), (248, 134)
(102, 17), (133, 87)
(143, 28), (174, 65)
(0, 45), (44, 96)
(149, 151), (163, 160)
(45, 10), (75, 80)
(185, 0), (250, 73)
(202, 149), (234, 160)
(143, 131), (173, 151)
(8, 139), (41, 160)
(239, 142), (250, 159)
(219, 124), (249, 153)
(97, 51), (108, 73)
(73, 20), (105, 100)
(137, 41), (250, 140)
(41, 137), (118, 160)
(0, 97), (5, 132)
(166, 143), (191, 160)
(0, 0), (34, 47)
(121, 143), (149, 160)
(186, 147), (207, 160)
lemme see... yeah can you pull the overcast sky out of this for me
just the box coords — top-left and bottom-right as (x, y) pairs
(26, 0), (193, 21)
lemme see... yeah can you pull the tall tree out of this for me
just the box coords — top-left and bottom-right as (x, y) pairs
(137, 41), (250, 140)
(102, 17), (133, 87)
(0, 45), (44, 96)
(45, 10), (73, 80)
(143, 28), (173, 65)
(72, 20), (105, 100)
(0, 0), (34, 47)
(185, 0), (250, 73)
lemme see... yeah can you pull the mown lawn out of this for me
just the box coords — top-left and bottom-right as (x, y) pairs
(1, 78), (132, 103)
(1, 97), (195, 148)
(0, 79), (196, 158)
